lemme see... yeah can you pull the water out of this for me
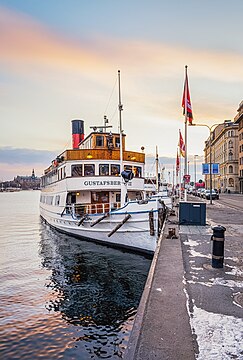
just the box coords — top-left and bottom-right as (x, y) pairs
(0, 191), (151, 359)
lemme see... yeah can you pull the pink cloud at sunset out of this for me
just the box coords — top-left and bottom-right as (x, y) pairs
(1, 6), (243, 84)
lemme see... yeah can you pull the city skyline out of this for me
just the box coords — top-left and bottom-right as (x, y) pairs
(1, 0), (243, 180)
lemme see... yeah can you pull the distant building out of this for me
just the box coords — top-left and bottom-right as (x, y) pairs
(14, 169), (41, 190)
(234, 100), (243, 194)
(204, 120), (239, 193)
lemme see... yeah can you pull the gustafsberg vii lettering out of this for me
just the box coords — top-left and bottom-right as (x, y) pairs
(83, 180), (121, 186)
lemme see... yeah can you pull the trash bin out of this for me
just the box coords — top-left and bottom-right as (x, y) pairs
(179, 202), (206, 226)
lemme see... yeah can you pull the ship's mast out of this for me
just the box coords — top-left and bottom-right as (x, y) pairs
(155, 146), (159, 193)
(118, 70), (126, 206)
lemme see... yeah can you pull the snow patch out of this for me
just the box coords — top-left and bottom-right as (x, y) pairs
(191, 305), (243, 360)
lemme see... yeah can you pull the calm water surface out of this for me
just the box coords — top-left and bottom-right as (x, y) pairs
(0, 191), (151, 359)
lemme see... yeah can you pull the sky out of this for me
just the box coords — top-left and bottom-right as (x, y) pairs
(0, 0), (243, 181)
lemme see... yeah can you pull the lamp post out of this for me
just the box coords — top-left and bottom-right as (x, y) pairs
(194, 155), (198, 187)
(189, 123), (221, 205)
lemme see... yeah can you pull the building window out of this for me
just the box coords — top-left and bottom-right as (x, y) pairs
(84, 164), (95, 176)
(96, 135), (104, 147)
(228, 150), (233, 161)
(229, 178), (234, 187)
(229, 165), (233, 174)
(111, 164), (120, 176)
(72, 165), (82, 177)
(228, 140), (233, 148)
(99, 164), (109, 176)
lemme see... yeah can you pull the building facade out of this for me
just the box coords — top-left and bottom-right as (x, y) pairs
(204, 120), (239, 193)
(234, 100), (243, 194)
(14, 169), (40, 190)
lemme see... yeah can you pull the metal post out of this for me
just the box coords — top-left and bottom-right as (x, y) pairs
(194, 155), (198, 188)
(209, 131), (213, 205)
(211, 225), (226, 268)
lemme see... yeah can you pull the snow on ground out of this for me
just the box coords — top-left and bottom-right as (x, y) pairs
(191, 305), (243, 360)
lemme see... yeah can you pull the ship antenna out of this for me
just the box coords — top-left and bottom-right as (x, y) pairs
(118, 70), (126, 206)
(156, 146), (159, 193)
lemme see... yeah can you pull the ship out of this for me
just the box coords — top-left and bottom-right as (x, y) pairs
(40, 71), (166, 254)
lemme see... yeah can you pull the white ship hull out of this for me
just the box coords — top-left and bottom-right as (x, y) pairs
(40, 199), (163, 254)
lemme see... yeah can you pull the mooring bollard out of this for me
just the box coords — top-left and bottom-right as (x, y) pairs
(211, 225), (226, 268)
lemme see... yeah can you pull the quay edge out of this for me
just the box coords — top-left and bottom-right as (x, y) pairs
(124, 215), (196, 360)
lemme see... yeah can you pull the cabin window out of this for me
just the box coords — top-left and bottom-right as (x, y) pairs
(55, 195), (60, 205)
(46, 196), (53, 205)
(84, 164), (95, 176)
(99, 164), (109, 176)
(124, 165), (132, 171)
(133, 166), (142, 177)
(91, 191), (109, 203)
(71, 165), (82, 177)
(115, 137), (120, 148)
(111, 164), (120, 176)
(116, 193), (121, 202)
(96, 135), (104, 147)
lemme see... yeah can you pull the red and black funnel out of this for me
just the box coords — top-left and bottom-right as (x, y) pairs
(72, 120), (84, 149)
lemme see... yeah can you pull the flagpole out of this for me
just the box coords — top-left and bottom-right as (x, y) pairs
(184, 65), (188, 201)
(178, 130), (181, 199)
(175, 150), (178, 196)
(179, 150), (182, 199)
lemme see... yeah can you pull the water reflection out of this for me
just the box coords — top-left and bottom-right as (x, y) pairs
(39, 222), (151, 358)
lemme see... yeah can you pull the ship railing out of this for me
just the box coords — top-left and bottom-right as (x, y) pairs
(64, 202), (121, 216)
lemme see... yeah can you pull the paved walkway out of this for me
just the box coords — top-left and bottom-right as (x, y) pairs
(125, 199), (243, 360)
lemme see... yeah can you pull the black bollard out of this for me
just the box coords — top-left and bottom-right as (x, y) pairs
(211, 225), (226, 268)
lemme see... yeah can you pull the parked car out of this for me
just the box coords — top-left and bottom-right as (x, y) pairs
(196, 188), (205, 197)
(200, 189), (206, 198)
(203, 189), (219, 200)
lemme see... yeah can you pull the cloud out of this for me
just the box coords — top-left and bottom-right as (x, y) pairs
(0, 4), (241, 172)
(0, 147), (56, 165)
(1, 4), (242, 130)
(0, 147), (57, 180)
(1, 5), (243, 84)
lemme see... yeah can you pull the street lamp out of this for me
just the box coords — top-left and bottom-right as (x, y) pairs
(194, 155), (198, 187)
(189, 123), (221, 205)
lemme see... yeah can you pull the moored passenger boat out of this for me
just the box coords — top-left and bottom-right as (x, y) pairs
(40, 72), (165, 254)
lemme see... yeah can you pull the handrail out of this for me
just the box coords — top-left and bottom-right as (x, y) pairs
(63, 202), (121, 216)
